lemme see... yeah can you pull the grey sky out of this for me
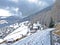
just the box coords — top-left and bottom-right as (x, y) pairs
(0, 0), (55, 18)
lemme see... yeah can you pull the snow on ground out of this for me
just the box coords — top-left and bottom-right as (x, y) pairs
(0, 20), (55, 45)
(4, 25), (30, 42)
(11, 28), (54, 45)
(0, 28), (55, 45)
(0, 39), (5, 43)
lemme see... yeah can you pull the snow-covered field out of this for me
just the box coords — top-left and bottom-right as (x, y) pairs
(0, 28), (55, 45)
(11, 29), (54, 45)
(0, 20), (55, 45)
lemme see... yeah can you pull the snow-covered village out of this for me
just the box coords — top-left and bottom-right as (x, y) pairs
(0, 0), (60, 45)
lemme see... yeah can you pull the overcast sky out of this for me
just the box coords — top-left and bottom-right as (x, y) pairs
(0, 0), (54, 18)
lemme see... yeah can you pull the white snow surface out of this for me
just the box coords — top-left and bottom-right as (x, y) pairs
(11, 28), (55, 45)
(4, 24), (30, 41)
